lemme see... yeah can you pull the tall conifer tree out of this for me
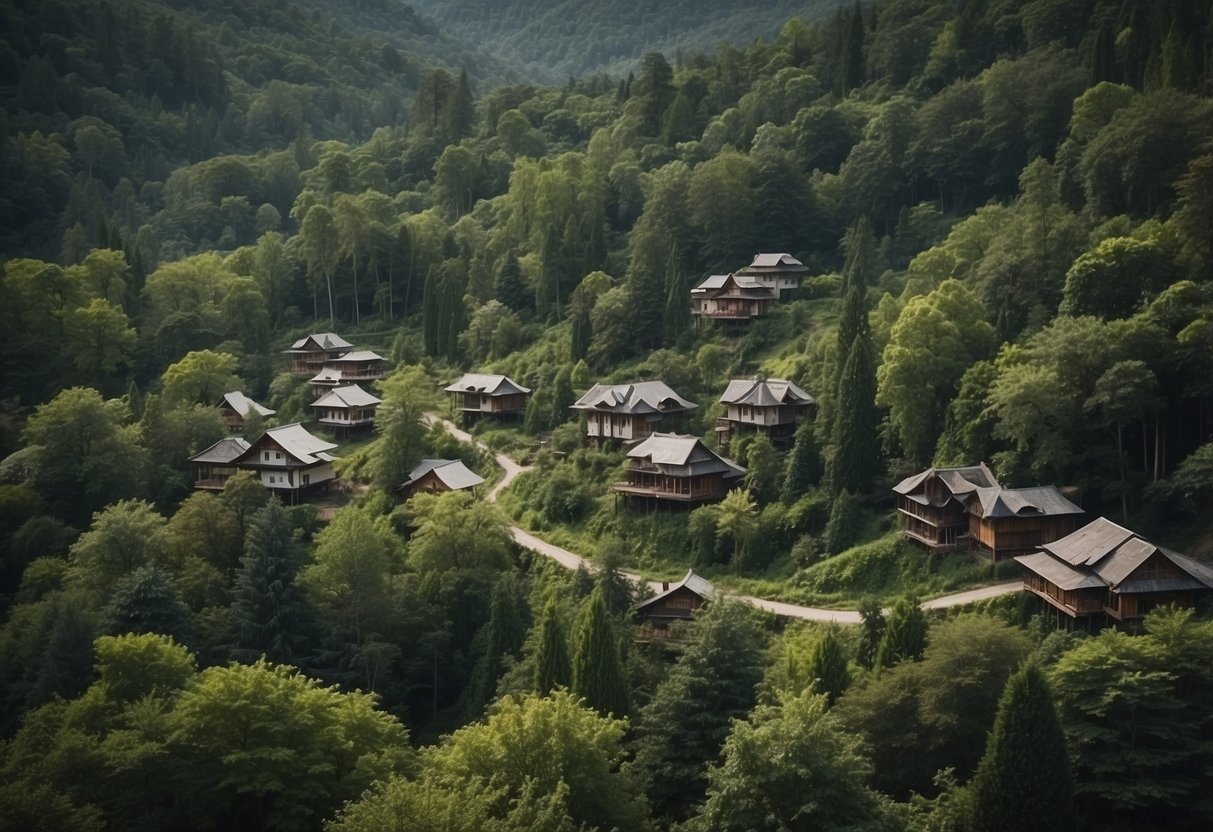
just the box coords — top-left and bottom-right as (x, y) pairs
(806, 627), (851, 706)
(831, 331), (879, 494)
(969, 663), (1073, 832)
(874, 595), (927, 669)
(571, 588), (629, 718)
(535, 597), (571, 695)
(229, 497), (308, 664)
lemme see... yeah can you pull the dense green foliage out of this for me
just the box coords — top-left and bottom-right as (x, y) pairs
(4, 0), (1213, 829)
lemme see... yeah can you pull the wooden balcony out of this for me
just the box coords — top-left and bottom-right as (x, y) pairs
(613, 482), (724, 502)
(1023, 578), (1103, 617)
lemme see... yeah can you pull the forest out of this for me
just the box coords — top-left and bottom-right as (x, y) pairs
(2, 0), (1213, 830)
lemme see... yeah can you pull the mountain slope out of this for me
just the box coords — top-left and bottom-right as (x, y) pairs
(407, 0), (848, 81)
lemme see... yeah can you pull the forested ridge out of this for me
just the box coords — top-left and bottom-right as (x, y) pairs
(406, 0), (848, 82)
(2, 0), (1213, 830)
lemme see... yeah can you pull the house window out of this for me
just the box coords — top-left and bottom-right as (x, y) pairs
(263, 451), (270, 461)
(275, 451), (282, 460)
(303, 474), (310, 486)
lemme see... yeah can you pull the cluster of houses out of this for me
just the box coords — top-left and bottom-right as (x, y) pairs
(691, 252), (808, 328)
(181, 247), (1213, 630)
(893, 464), (1213, 629)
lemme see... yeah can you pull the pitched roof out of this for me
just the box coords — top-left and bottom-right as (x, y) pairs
(189, 437), (250, 465)
(238, 423), (338, 465)
(310, 366), (346, 385)
(443, 373), (531, 396)
(626, 433), (744, 479)
(635, 569), (718, 611)
(1014, 552), (1105, 591)
(311, 384), (382, 409)
(217, 391), (275, 418)
(719, 378), (815, 408)
(285, 332), (353, 352)
(739, 252), (808, 272)
(970, 486), (1083, 519)
(892, 463), (999, 498)
(691, 273), (767, 294)
(570, 381), (696, 415)
(1020, 517), (1213, 593)
(327, 350), (384, 363)
(400, 458), (485, 491)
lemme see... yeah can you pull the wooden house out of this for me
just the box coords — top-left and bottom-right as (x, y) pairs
(309, 350), (387, 392)
(634, 570), (716, 634)
(967, 486), (1084, 561)
(893, 463), (999, 553)
(571, 381), (696, 445)
(215, 391), (275, 432)
(311, 384), (382, 437)
(735, 252), (808, 300)
(614, 433), (744, 507)
(283, 332), (353, 375)
(395, 458), (485, 501)
(189, 437), (250, 490)
(715, 377), (815, 448)
(444, 373), (530, 422)
(691, 273), (776, 327)
(1015, 517), (1213, 629)
(229, 423), (339, 502)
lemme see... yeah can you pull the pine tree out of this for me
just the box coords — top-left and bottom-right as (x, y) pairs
(228, 497), (308, 664)
(632, 600), (768, 823)
(535, 597), (571, 695)
(835, 286), (869, 389)
(101, 565), (193, 646)
(494, 254), (529, 312)
(969, 663), (1073, 832)
(806, 627), (851, 706)
(874, 595), (927, 669)
(831, 331), (879, 494)
(571, 587), (629, 718)
(536, 224), (562, 319)
(782, 419), (823, 503)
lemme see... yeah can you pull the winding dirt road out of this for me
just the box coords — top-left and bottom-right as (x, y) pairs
(427, 415), (1021, 623)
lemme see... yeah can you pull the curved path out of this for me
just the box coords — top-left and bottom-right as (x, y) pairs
(427, 415), (1021, 623)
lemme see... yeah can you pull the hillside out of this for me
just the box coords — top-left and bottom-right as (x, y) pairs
(407, 0), (848, 81)
(3, 0), (1213, 829)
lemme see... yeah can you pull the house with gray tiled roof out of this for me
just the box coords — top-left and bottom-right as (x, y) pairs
(571, 381), (696, 444)
(614, 433), (744, 507)
(716, 377), (815, 448)
(1016, 517), (1213, 628)
(444, 373), (530, 423)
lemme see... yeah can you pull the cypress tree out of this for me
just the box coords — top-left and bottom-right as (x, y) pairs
(831, 331), (879, 494)
(855, 597), (885, 670)
(822, 488), (863, 555)
(571, 587), (629, 718)
(229, 497), (308, 664)
(969, 663), (1073, 832)
(534, 597), (571, 695)
(421, 268), (439, 355)
(549, 366), (575, 428)
(874, 595), (927, 669)
(782, 419), (823, 503)
(837, 1), (865, 96)
(536, 223), (562, 318)
(661, 246), (690, 345)
(467, 572), (531, 716)
(806, 627), (851, 706)
(839, 214), (876, 294)
(834, 285), (869, 391)
(570, 307), (591, 361)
